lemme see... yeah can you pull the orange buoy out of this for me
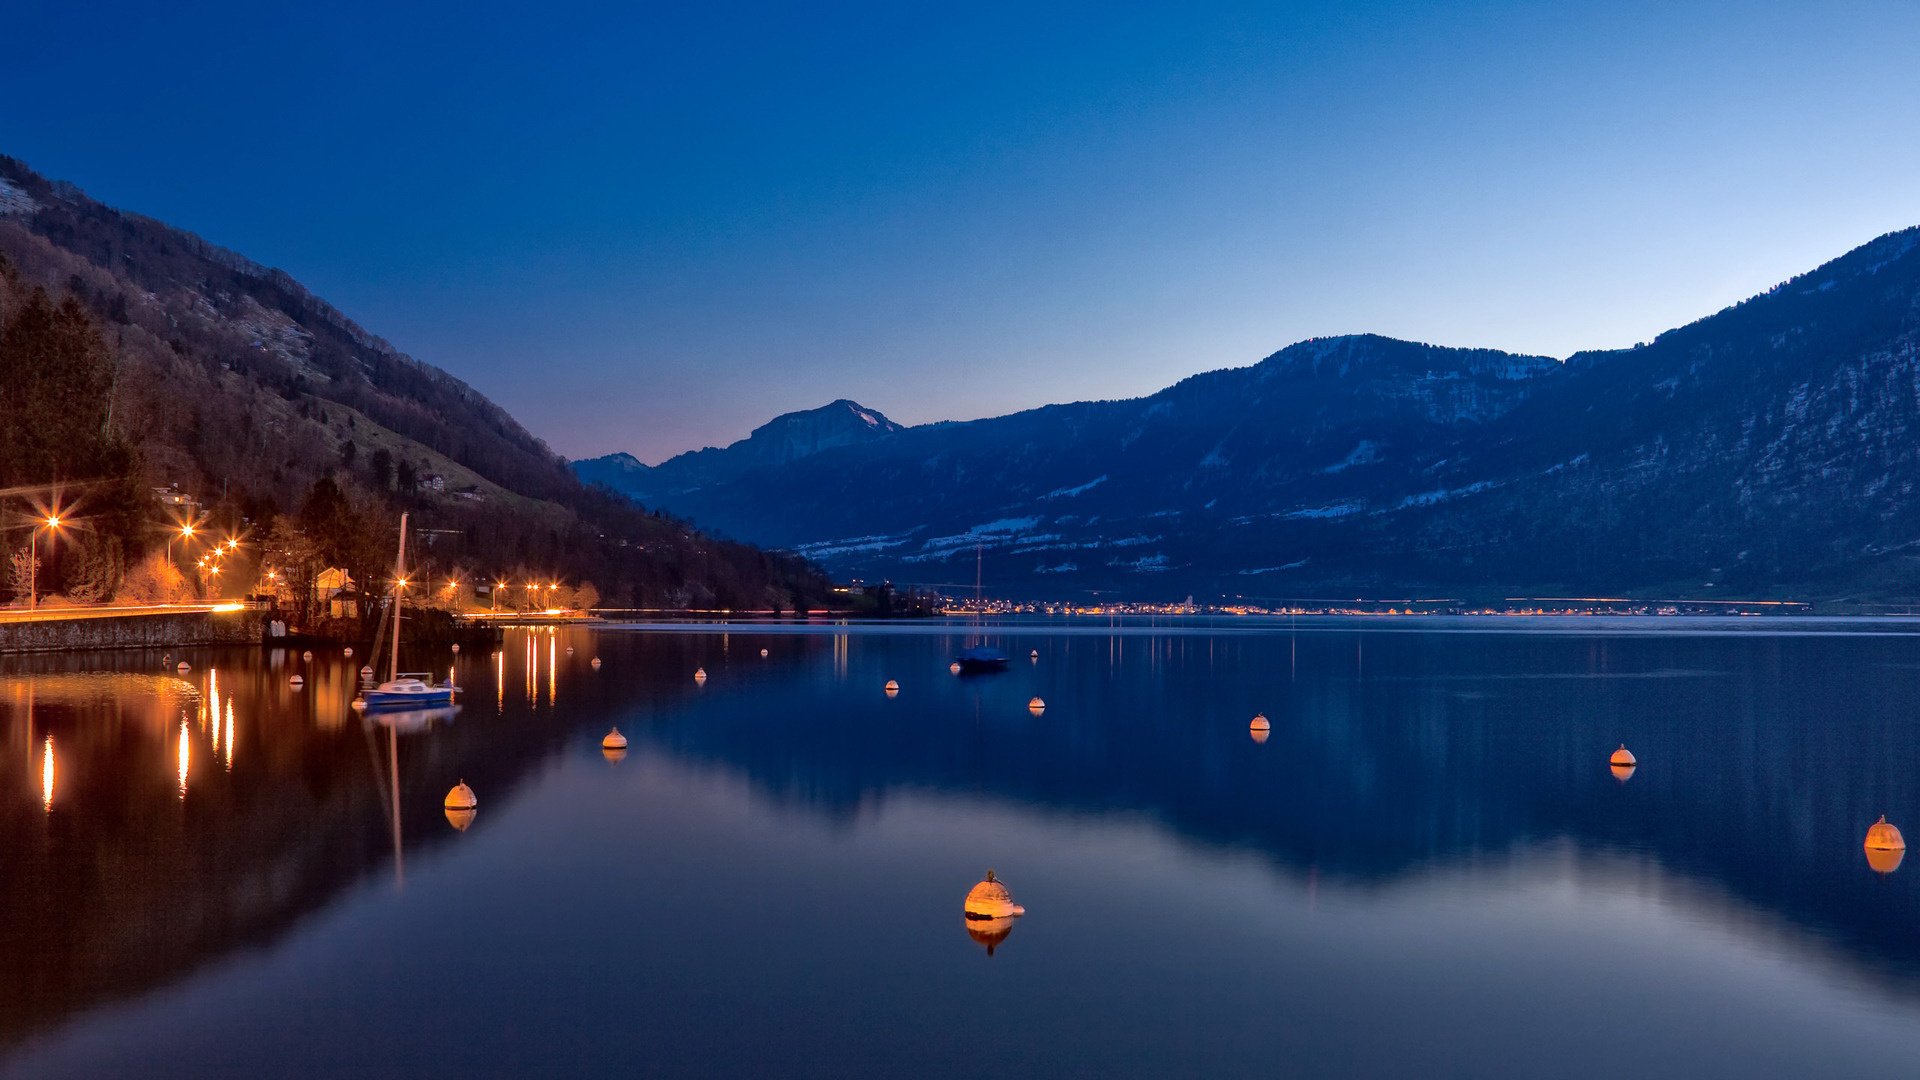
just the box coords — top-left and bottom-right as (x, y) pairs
(949, 662), (962, 675)
(289, 675), (304, 688)
(445, 781), (478, 811)
(694, 667), (707, 683)
(964, 870), (1027, 921)
(343, 646), (353, 658)
(590, 657), (602, 669)
(1866, 816), (1905, 874)
(760, 648), (769, 658)
(1866, 815), (1905, 851)
(1609, 744), (1636, 767)
(1027, 696), (1046, 715)
(602, 728), (628, 751)
(1250, 713), (1271, 731)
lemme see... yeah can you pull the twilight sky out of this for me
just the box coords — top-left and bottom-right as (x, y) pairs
(4, 1), (1917, 462)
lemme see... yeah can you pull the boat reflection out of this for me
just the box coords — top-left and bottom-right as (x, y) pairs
(365, 704), (462, 734)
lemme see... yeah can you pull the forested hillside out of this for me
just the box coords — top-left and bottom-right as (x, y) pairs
(0, 156), (832, 613)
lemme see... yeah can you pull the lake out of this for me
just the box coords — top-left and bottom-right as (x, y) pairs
(4, 618), (1920, 1078)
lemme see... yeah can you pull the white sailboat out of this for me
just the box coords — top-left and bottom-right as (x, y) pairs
(357, 512), (457, 711)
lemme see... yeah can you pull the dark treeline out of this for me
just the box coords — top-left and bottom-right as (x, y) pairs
(0, 157), (834, 612)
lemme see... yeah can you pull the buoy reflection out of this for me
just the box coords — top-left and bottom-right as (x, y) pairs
(1611, 763), (1636, 783)
(965, 915), (1016, 957)
(40, 735), (53, 811)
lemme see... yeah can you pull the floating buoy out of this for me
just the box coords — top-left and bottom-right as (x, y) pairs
(1027, 696), (1046, 715)
(1610, 744), (1636, 767)
(1867, 817), (1906, 874)
(964, 870), (1027, 920)
(343, 646), (353, 658)
(445, 805), (476, 831)
(360, 665), (374, 678)
(1030, 649), (1039, 660)
(176, 662), (190, 673)
(694, 667), (707, 683)
(602, 728), (628, 751)
(590, 657), (602, 669)
(760, 648), (769, 658)
(1250, 713), (1271, 732)
(162, 654), (170, 663)
(451, 643), (461, 654)
(302, 650), (314, 661)
(884, 679), (900, 697)
(949, 662), (962, 675)
(289, 675), (304, 688)
(1866, 815), (1906, 851)
(566, 645), (574, 654)
(445, 781), (478, 811)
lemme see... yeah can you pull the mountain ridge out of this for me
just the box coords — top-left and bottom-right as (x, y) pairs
(576, 227), (1920, 601)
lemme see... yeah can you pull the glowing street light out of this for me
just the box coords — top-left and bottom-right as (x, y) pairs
(168, 521), (199, 562)
(28, 514), (62, 611)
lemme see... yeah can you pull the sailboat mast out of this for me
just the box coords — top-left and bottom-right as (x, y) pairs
(389, 512), (409, 682)
(975, 543), (983, 613)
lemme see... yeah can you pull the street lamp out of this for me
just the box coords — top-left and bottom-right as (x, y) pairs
(168, 522), (196, 562)
(29, 515), (61, 611)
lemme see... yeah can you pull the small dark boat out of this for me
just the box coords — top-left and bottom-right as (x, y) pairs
(955, 645), (1011, 673)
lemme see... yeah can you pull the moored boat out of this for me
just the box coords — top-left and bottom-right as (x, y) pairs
(955, 645), (1010, 672)
(354, 512), (459, 713)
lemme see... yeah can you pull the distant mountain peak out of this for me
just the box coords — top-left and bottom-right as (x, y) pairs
(755, 399), (901, 437)
(573, 398), (905, 502)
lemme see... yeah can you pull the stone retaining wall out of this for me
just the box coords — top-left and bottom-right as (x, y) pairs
(0, 610), (266, 654)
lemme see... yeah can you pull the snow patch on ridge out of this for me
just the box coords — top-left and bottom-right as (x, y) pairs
(1042, 475), (1107, 499)
(0, 178), (37, 217)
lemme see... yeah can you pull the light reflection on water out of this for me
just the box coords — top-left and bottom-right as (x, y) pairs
(2, 623), (1920, 1077)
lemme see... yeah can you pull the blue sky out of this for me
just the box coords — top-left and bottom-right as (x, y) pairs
(4, 1), (1917, 460)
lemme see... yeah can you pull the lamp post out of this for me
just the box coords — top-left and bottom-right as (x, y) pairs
(494, 581), (506, 613)
(168, 522), (196, 563)
(29, 515), (61, 611)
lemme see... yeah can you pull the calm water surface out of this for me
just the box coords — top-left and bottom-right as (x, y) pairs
(5, 619), (1920, 1078)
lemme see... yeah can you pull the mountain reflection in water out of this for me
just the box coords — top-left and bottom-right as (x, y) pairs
(3, 622), (1920, 1078)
